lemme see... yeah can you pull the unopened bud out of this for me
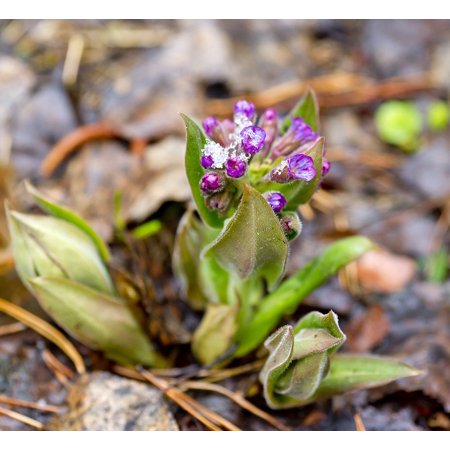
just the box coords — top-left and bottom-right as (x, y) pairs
(280, 212), (302, 241)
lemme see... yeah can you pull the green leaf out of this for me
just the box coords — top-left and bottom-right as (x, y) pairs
(7, 210), (114, 295)
(281, 88), (319, 133)
(260, 311), (346, 409)
(375, 101), (422, 152)
(276, 353), (329, 405)
(192, 303), (238, 366)
(25, 181), (111, 262)
(181, 114), (224, 228)
(427, 100), (450, 132)
(234, 236), (374, 357)
(198, 255), (231, 306)
(312, 354), (422, 401)
(259, 325), (294, 409)
(131, 219), (162, 239)
(205, 184), (288, 291)
(173, 210), (227, 309)
(29, 277), (168, 368)
(292, 311), (346, 358)
(424, 249), (448, 283)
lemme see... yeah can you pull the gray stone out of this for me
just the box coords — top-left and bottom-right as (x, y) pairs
(49, 371), (179, 431)
(398, 136), (450, 200)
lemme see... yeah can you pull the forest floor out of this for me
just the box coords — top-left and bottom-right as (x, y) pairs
(0, 19), (449, 431)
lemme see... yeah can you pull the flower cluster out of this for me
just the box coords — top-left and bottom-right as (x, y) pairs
(199, 99), (329, 220)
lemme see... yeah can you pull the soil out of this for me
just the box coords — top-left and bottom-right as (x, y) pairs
(0, 19), (449, 431)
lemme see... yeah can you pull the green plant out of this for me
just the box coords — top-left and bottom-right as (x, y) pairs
(6, 182), (167, 368)
(177, 91), (419, 407)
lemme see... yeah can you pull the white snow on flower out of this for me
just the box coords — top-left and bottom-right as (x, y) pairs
(233, 114), (253, 134)
(227, 141), (250, 162)
(202, 141), (228, 169)
(273, 160), (288, 174)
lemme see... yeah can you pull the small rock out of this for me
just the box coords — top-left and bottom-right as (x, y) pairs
(361, 20), (434, 77)
(359, 405), (422, 431)
(49, 372), (178, 431)
(0, 56), (35, 164)
(11, 84), (78, 179)
(398, 136), (450, 200)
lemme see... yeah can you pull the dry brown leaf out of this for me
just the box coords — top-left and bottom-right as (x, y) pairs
(346, 304), (390, 353)
(354, 249), (417, 293)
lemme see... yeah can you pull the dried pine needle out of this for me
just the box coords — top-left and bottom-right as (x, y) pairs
(0, 298), (85, 375)
(354, 412), (366, 431)
(0, 322), (27, 337)
(0, 394), (62, 414)
(0, 405), (44, 430)
(181, 380), (290, 431)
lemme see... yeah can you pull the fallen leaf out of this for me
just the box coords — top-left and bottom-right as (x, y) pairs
(125, 137), (190, 222)
(346, 304), (390, 352)
(354, 249), (417, 293)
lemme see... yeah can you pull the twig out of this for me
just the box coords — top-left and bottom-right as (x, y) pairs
(40, 122), (119, 177)
(319, 75), (435, 109)
(0, 394), (63, 414)
(181, 380), (290, 431)
(0, 322), (27, 337)
(206, 73), (436, 116)
(206, 73), (371, 115)
(130, 138), (147, 156)
(42, 348), (76, 380)
(196, 359), (265, 384)
(62, 34), (85, 88)
(140, 369), (241, 431)
(0, 405), (44, 430)
(0, 298), (86, 375)
(354, 412), (366, 431)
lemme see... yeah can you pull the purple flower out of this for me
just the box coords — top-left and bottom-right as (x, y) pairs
(202, 116), (219, 137)
(240, 126), (266, 154)
(265, 192), (286, 214)
(200, 154), (214, 169)
(287, 153), (316, 181)
(234, 100), (256, 119)
(200, 172), (225, 194)
(263, 108), (277, 122)
(290, 118), (318, 143)
(322, 158), (331, 176)
(226, 157), (247, 178)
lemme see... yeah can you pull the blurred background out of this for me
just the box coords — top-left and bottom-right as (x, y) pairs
(0, 20), (449, 430)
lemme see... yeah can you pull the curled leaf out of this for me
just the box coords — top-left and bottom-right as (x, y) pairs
(260, 311), (345, 409)
(260, 311), (419, 409)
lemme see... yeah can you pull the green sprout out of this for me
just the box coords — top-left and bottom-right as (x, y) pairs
(375, 100), (422, 152)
